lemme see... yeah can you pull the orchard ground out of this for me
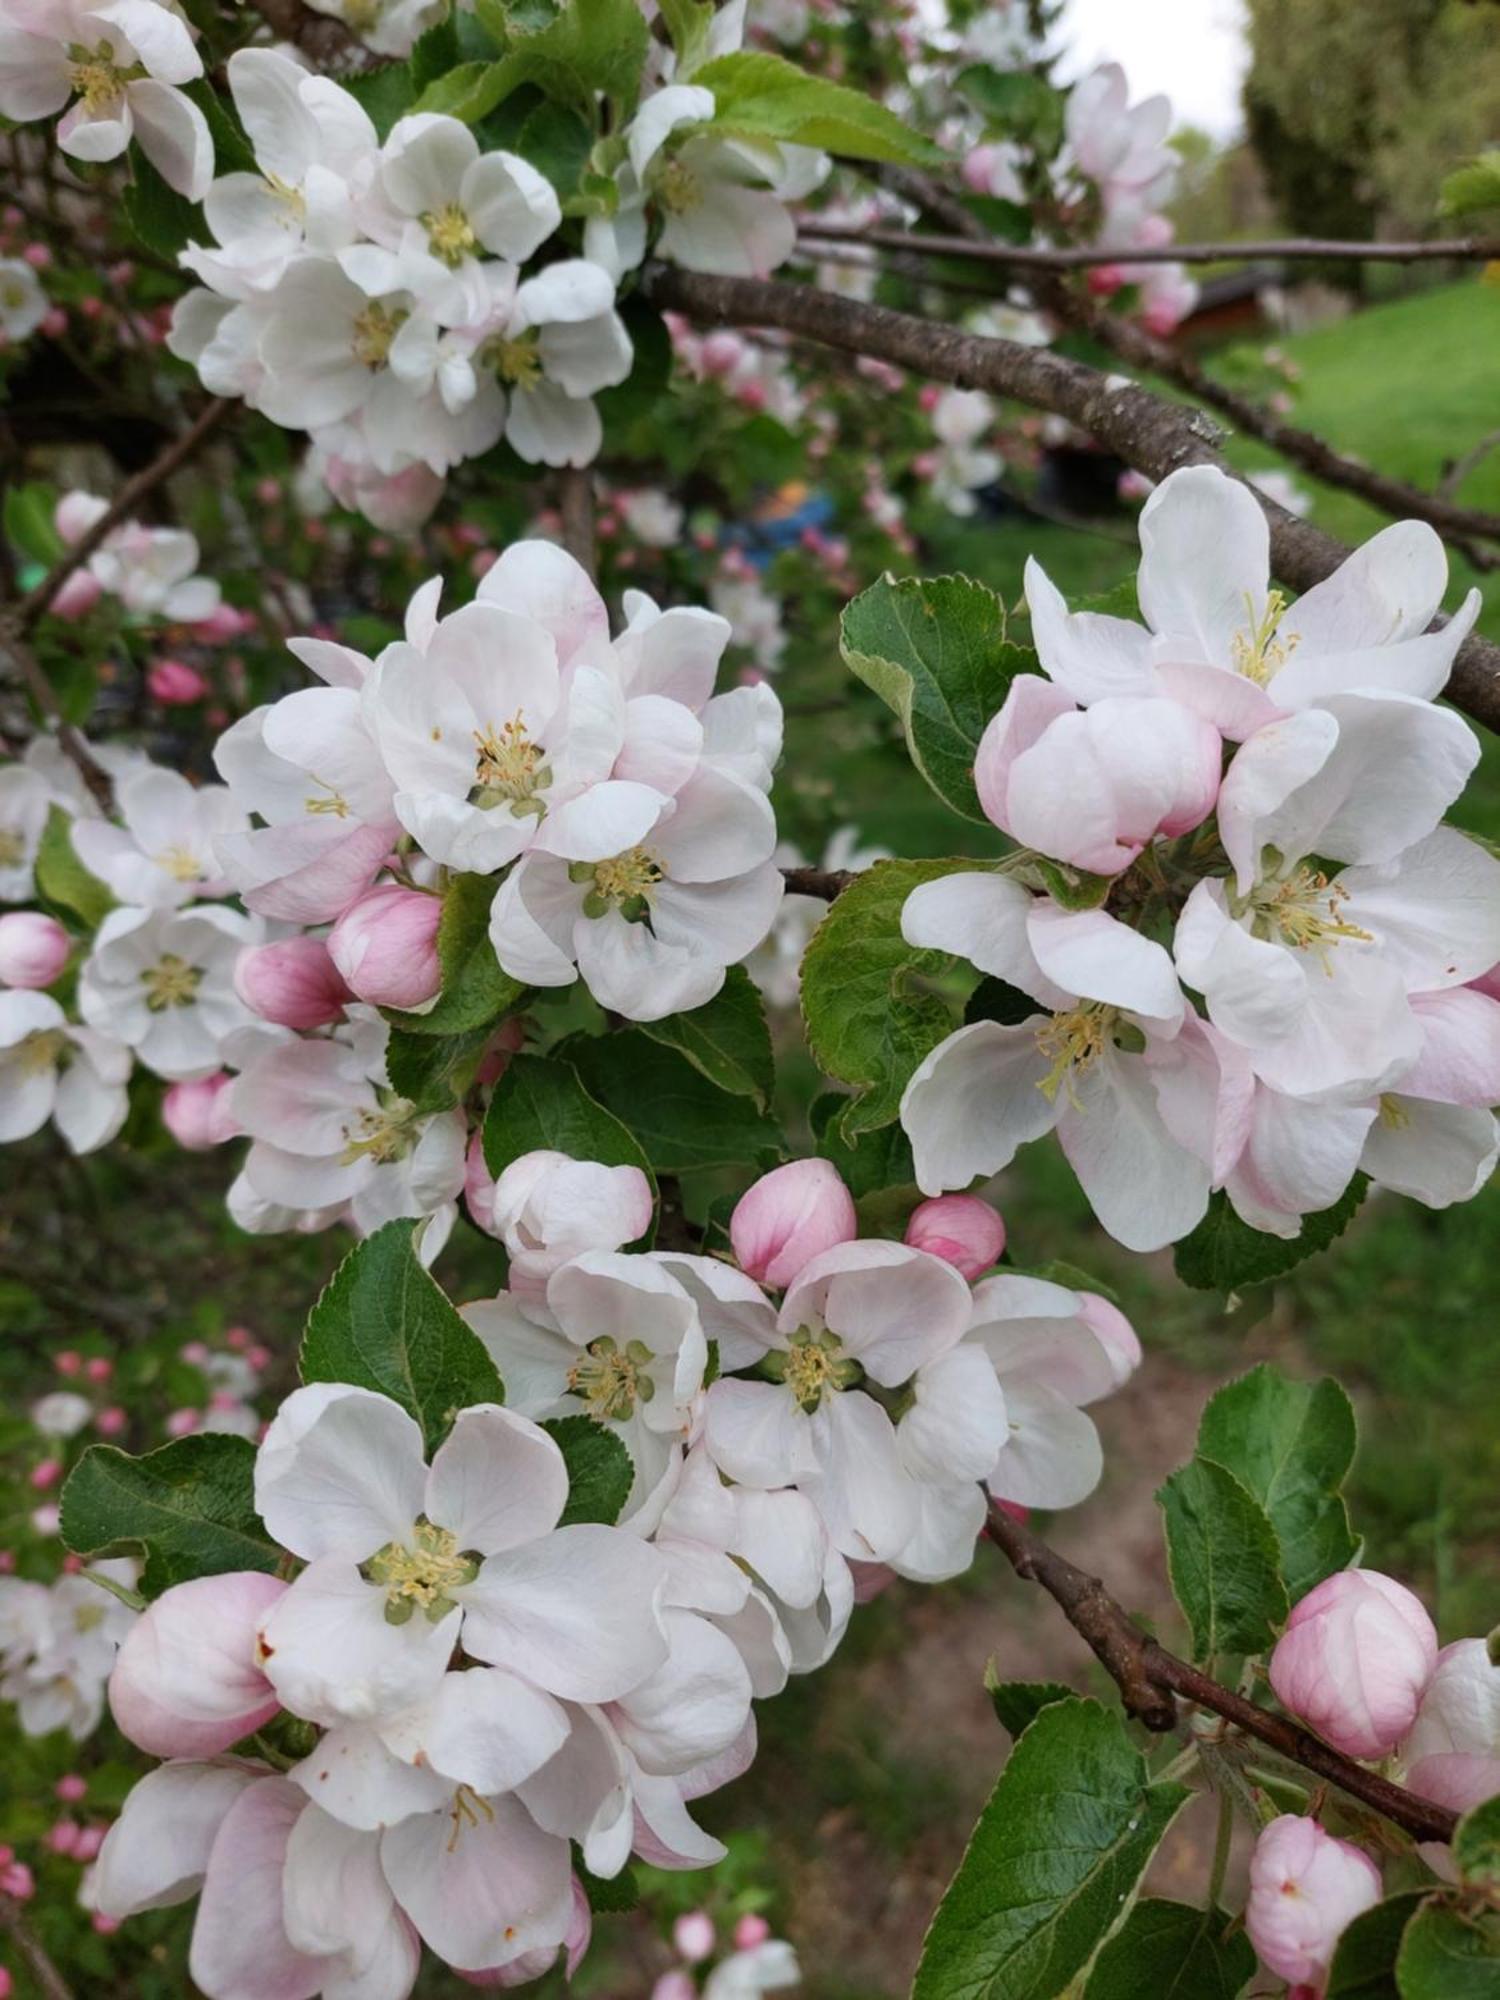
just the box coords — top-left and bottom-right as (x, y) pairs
(3, 279), (1497, 1998)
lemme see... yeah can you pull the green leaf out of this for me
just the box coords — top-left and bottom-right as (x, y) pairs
(183, 78), (256, 174)
(1328, 1893), (1428, 1999)
(1173, 1178), (1369, 1293)
(1456, 1797), (1500, 1890)
(383, 871), (526, 1036)
(574, 1850), (639, 1912)
(568, 1031), (785, 1173)
(410, 13), (461, 88)
(912, 1697), (1190, 2000)
(1196, 1365), (1357, 1605)
(4, 482), (64, 567)
(695, 51), (943, 165)
(1083, 1900), (1255, 2000)
(1033, 856), (1113, 910)
(413, 58), (515, 122)
(809, 1090), (915, 1199)
(342, 61), (417, 139)
(479, 0), (651, 116)
(956, 65), (1066, 155)
(800, 857), (988, 1136)
(1156, 1457), (1289, 1664)
(655, 0), (715, 73)
(1440, 153), (1500, 221)
(384, 1023), (493, 1114)
(301, 1220), (505, 1452)
(516, 99), (594, 194)
(543, 1415), (633, 1525)
(639, 966), (774, 1107)
(60, 1435), (278, 1598)
(34, 805), (114, 928)
(982, 1667), (1073, 1740)
(1396, 1899), (1500, 1999)
(482, 1050), (653, 1187)
(841, 573), (1029, 822)
(123, 151), (200, 258)
(594, 300), (673, 430)
(965, 974), (1040, 1027)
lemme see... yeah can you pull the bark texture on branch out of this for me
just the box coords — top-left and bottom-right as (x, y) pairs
(797, 223), (1500, 269)
(985, 1503), (1459, 1846)
(781, 865), (854, 900)
(641, 264), (1500, 736)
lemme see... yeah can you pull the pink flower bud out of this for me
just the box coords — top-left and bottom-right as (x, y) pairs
(91, 1914), (119, 1936)
(84, 1356), (111, 1383)
(730, 1159), (858, 1289)
(904, 1194), (1005, 1277)
(30, 1460), (60, 1491)
(54, 492), (106, 546)
(46, 1821), (81, 1856)
(54, 1776), (87, 1803)
(0, 912), (69, 988)
(477, 1017), (526, 1085)
(327, 885), (442, 1011)
(55, 1351), (81, 1377)
(147, 658), (209, 705)
(699, 330), (747, 377)
(1075, 1293), (1142, 1387)
(109, 1571), (287, 1757)
(734, 1914), (771, 1950)
(1086, 263), (1125, 297)
(224, 1326), (250, 1349)
(917, 383), (942, 413)
(70, 1825), (104, 1862)
(0, 1861), (33, 1900)
(0, 1963), (10, 1995)
(161, 1071), (240, 1152)
(95, 1407), (126, 1437)
(650, 1977), (697, 2000)
(673, 1912), (715, 1963)
(180, 1340), (210, 1364)
(234, 937), (352, 1029)
(164, 1409), (200, 1437)
(22, 242), (50, 270)
(1270, 1569), (1438, 1760)
(1245, 1817), (1381, 1989)
(465, 1133), (501, 1237)
(47, 568), (101, 619)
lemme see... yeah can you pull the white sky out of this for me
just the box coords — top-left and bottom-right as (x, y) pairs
(1057, 0), (1250, 141)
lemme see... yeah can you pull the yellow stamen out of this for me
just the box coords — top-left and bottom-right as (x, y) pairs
(18, 1029), (66, 1076)
(446, 1783), (495, 1851)
(568, 1337), (656, 1422)
(588, 847), (663, 915)
(1377, 1093), (1410, 1130)
(339, 1098), (418, 1167)
(1229, 588), (1297, 686)
(0, 828), (25, 867)
(472, 711), (547, 810)
(364, 1519), (479, 1625)
(766, 1327), (862, 1414)
(422, 202), (477, 268)
(485, 332), (543, 387)
(1035, 1004), (1115, 1105)
(304, 787), (351, 818)
(66, 42), (141, 117)
(1251, 866), (1373, 972)
(155, 844), (204, 883)
(657, 155), (700, 215)
(142, 954), (203, 1012)
(351, 301), (407, 370)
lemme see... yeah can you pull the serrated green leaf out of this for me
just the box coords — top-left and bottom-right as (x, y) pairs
(183, 78), (256, 174)
(809, 1089), (915, 1198)
(543, 1415), (633, 1525)
(123, 151), (200, 258)
(569, 1031), (784, 1173)
(482, 1050), (653, 1190)
(35, 805), (114, 928)
(1196, 1366), (1356, 1605)
(341, 61), (417, 139)
(1083, 1899), (1255, 2000)
(1397, 1899), (1500, 1999)
(841, 573), (1029, 822)
(516, 99), (593, 194)
(1157, 1456), (1289, 1665)
(1033, 855), (1113, 910)
(957, 65), (1066, 156)
(913, 1697), (1190, 2000)
(800, 857), (989, 1135)
(695, 51), (942, 165)
(639, 966), (774, 1107)
(1328, 1893), (1428, 1999)
(981, 1667), (1072, 1740)
(475, 0), (650, 117)
(656, 0), (715, 73)
(301, 1220), (504, 1452)
(383, 871), (526, 1036)
(1173, 1178), (1369, 1293)
(410, 13), (461, 88)
(413, 58), (515, 122)
(1456, 1797), (1500, 1890)
(60, 1435), (278, 1598)
(385, 1023), (493, 1113)
(4, 482), (64, 567)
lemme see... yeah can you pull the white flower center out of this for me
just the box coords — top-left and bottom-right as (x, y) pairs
(363, 1518), (479, 1625)
(142, 953), (203, 1011)
(567, 1336), (656, 1421)
(1249, 865), (1372, 971)
(0, 827), (25, 867)
(1229, 588), (1298, 686)
(766, 1326), (861, 1413)
(573, 846), (664, 923)
(485, 331), (543, 387)
(1034, 1003), (1119, 1104)
(657, 155), (701, 216)
(421, 202), (477, 268)
(339, 1097), (418, 1166)
(67, 42), (140, 116)
(351, 301), (407, 370)
(154, 843), (204, 883)
(471, 711), (549, 814)
(18, 1029), (66, 1076)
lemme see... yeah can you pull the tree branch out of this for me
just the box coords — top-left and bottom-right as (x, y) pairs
(796, 223), (1500, 270)
(984, 1503), (1459, 1847)
(558, 467), (598, 582)
(781, 865), (854, 900)
(640, 264), (1500, 736)
(0, 1894), (74, 2000)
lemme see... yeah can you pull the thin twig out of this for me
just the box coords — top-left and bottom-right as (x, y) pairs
(558, 467), (598, 582)
(640, 264), (1500, 737)
(795, 223), (1500, 270)
(984, 1504), (1458, 1847)
(1440, 426), (1500, 502)
(0, 1894), (74, 2000)
(781, 865), (853, 900)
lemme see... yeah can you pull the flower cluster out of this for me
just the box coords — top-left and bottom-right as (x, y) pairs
(901, 464), (1500, 1251)
(1242, 1566), (1500, 1990)
(0, 1561), (138, 1741)
(89, 1150), (1138, 1993)
(0, 0), (213, 201)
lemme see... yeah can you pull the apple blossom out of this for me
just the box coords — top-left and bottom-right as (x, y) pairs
(903, 1194), (1006, 1278)
(78, 902), (259, 1081)
(704, 1938), (801, 1999)
(161, 1070), (240, 1151)
(30, 1392), (91, 1439)
(926, 387), (1003, 516)
(0, 0), (212, 201)
(1269, 1569), (1439, 1760)
(0, 256), (46, 342)
(1024, 465), (1482, 740)
(0, 1564), (137, 1741)
(109, 1572), (287, 1759)
(730, 1158), (858, 1289)
(87, 517), (221, 624)
(0, 910), (68, 987)
(1245, 1816), (1381, 1990)
(302, 0), (446, 57)
(468, 1148), (655, 1299)
(70, 764), (245, 909)
(328, 883), (442, 1011)
(0, 991), (132, 1153)
(234, 934), (353, 1029)
(145, 659), (208, 705)
(1399, 1637), (1500, 1816)
(0, 762), (57, 902)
